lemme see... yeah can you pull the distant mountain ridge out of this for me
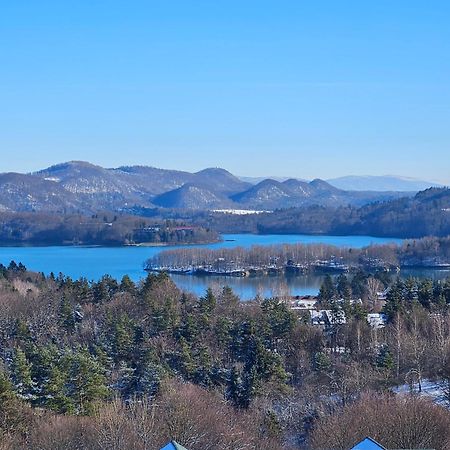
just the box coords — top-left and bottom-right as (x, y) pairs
(242, 174), (443, 192)
(327, 175), (443, 192)
(0, 161), (416, 213)
(201, 187), (450, 238)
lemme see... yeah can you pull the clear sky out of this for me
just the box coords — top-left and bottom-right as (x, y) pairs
(1, 1), (449, 182)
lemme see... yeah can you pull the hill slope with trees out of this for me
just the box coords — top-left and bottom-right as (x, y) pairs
(194, 187), (450, 238)
(0, 264), (450, 448)
(0, 161), (411, 214)
(0, 212), (219, 246)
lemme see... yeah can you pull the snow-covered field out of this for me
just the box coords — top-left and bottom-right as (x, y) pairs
(212, 209), (272, 215)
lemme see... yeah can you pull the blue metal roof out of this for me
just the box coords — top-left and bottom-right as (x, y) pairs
(351, 437), (387, 450)
(160, 441), (189, 450)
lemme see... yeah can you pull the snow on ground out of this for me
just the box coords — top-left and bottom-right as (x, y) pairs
(392, 379), (449, 408)
(212, 209), (272, 215)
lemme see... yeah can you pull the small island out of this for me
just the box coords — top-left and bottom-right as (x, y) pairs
(145, 235), (450, 277)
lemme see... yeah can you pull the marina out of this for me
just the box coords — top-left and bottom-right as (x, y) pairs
(0, 233), (447, 300)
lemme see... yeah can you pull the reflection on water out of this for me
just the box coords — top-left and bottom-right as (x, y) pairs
(400, 268), (450, 282)
(172, 269), (450, 300)
(0, 233), (447, 300)
(170, 273), (329, 300)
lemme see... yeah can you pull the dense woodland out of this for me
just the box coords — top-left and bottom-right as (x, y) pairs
(0, 212), (218, 246)
(1, 187), (449, 247)
(188, 187), (450, 238)
(0, 186), (447, 249)
(1, 263), (450, 449)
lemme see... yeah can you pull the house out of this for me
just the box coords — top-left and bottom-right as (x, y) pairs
(346, 297), (363, 306)
(310, 310), (329, 327)
(160, 441), (189, 450)
(290, 296), (318, 310)
(377, 289), (389, 302)
(310, 309), (346, 327)
(323, 309), (347, 325)
(367, 313), (387, 329)
(351, 437), (386, 450)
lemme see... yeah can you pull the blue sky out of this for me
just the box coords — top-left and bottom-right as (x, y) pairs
(1, 1), (449, 182)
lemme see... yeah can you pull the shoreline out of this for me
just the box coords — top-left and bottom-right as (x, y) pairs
(0, 232), (407, 248)
(146, 264), (450, 279)
(0, 239), (222, 249)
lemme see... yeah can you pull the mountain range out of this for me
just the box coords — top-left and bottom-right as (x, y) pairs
(241, 175), (443, 192)
(0, 161), (423, 214)
(326, 175), (443, 192)
(200, 187), (450, 238)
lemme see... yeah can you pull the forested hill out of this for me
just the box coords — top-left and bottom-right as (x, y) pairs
(197, 187), (450, 238)
(0, 160), (412, 214)
(0, 212), (219, 246)
(1, 263), (450, 448)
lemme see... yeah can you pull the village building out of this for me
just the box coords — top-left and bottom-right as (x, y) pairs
(290, 295), (318, 310)
(310, 310), (329, 327)
(310, 309), (347, 327)
(367, 313), (387, 329)
(377, 289), (389, 302)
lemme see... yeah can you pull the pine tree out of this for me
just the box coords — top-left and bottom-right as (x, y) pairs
(240, 366), (258, 409)
(220, 286), (239, 308)
(110, 315), (135, 362)
(262, 298), (296, 343)
(64, 349), (109, 415)
(319, 274), (336, 304)
(178, 337), (196, 379)
(59, 295), (76, 332)
(337, 274), (352, 300)
(44, 364), (74, 414)
(0, 370), (13, 400)
(376, 345), (394, 370)
(418, 279), (433, 309)
(132, 348), (163, 398)
(200, 287), (217, 314)
(120, 275), (136, 295)
(314, 352), (331, 373)
(13, 319), (32, 342)
(11, 348), (33, 399)
(227, 366), (241, 407)
(351, 270), (368, 299)
(0, 370), (23, 435)
(27, 344), (59, 406)
(384, 278), (405, 319)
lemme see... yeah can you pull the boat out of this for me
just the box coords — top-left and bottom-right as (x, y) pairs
(194, 267), (248, 277)
(285, 260), (307, 275)
(313, 260), (349, 273)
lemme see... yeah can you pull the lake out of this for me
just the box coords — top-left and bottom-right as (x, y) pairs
(0, 233), (446, 299)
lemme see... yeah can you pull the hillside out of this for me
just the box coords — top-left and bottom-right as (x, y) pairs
(0, 172), (82, 212)
(242, 174), (442, 192)
(231, 178), (408, 209)
(0, 161), (416, 214)
(153, 184), (233, 210)
(197, 187), (450, 238)
(0, 212), (219, 246)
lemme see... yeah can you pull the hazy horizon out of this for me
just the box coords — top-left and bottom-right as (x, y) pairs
(0, 158), (444, 185)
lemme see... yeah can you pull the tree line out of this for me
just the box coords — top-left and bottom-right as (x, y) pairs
(0, 212), (219, 246)
(146, 235), (450, 273)
(186, 187), (450, 238)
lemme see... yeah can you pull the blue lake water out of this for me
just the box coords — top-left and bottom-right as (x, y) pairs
(0, 233), (442, 300)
